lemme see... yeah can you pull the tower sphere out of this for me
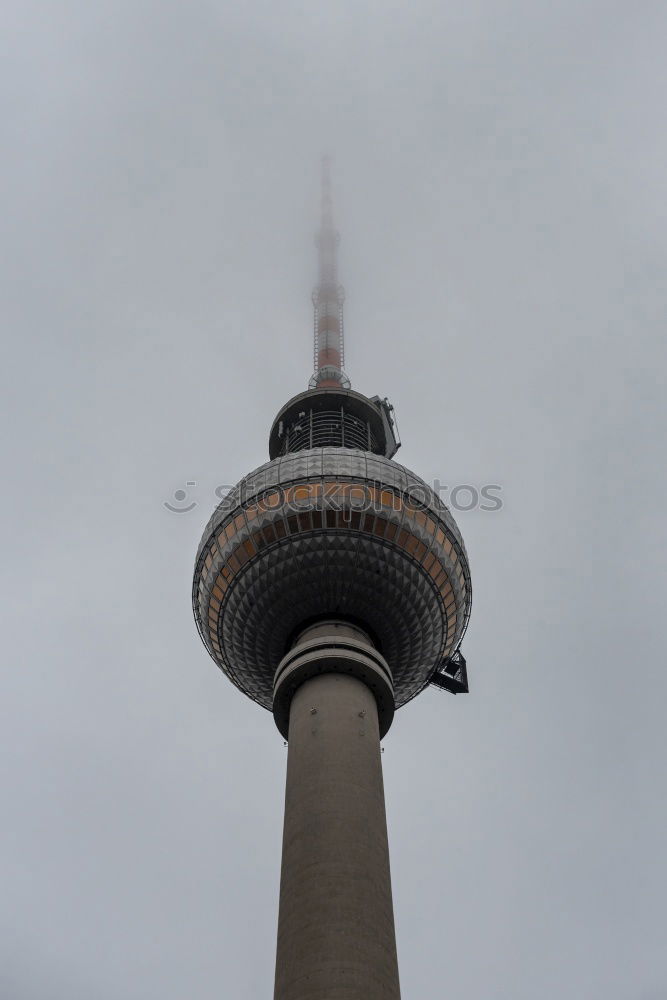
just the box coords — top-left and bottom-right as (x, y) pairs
(193, 390), (471, 719)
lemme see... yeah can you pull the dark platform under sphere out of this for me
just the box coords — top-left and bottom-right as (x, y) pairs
(193, 448), (471, 711)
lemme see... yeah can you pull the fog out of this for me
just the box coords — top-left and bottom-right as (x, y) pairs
(1, 1), (666, 997)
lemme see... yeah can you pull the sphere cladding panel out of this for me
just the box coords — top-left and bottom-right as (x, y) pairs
(193, 448), (471, 710)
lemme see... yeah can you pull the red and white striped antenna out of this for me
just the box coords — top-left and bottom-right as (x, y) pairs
(310, 156), (350, 389)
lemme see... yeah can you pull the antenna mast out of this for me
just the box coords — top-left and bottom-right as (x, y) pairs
(310, 155), (350, 389)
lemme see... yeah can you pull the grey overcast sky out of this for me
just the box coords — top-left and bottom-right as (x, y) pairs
(1, 0), (666, 997)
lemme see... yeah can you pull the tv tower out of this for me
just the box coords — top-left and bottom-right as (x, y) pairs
(193, 158), (472, 1000)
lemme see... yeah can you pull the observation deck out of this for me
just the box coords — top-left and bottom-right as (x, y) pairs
(269, 387), (400, 459)
(193, 440), (471, 712)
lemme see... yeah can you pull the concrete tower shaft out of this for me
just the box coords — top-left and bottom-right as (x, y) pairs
(273, 623), (400, 1000)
